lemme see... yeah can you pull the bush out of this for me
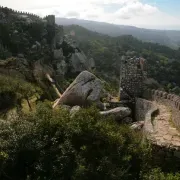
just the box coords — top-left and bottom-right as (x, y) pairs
(142, 168), (180, 180)
(0, 103), (151, 180)
(0, 75), (42, 110)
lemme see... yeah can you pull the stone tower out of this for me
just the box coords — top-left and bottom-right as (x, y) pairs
(46, 15), (55, 26)
(120, 56), (147, 98)
(45, 15), (56, 48)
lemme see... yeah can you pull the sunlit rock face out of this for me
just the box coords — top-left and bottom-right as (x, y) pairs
(55, 71), (103, 107)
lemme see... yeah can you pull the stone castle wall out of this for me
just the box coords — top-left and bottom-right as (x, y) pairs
(135, 98), (157, 121)
(0, 6), (56, 26)
(135, 98), (158, 135)
(0, 6), (41, 19)
(143, 89), (180, 128)
(0, 6), (57, 52)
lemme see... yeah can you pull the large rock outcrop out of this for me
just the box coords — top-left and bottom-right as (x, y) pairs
(55, 37), (95, 76)
(0, 57), (33, 80)
(70, 51), (89, 73)
(53, 71), (103, 107)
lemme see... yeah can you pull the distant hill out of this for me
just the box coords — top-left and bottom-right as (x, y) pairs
(60, 24), (180, 91)
(56, 18), (180, 49)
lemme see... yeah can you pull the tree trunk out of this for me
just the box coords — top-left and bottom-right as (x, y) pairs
(26, 98), (32, 111)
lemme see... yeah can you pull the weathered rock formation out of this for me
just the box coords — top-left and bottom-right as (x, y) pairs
(0, 57), (33, 80)
(53, 71), (103, 107)
(54, 37), (95, 78)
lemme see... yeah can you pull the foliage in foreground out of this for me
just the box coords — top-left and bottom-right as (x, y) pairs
(0, 75), (180, 180)
(0, 103), (180, 179)
(142, 168), (180, 180)
(0, 103), (151, 180)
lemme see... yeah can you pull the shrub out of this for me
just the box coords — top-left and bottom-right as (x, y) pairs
(0, 75), (42, 110)
(0, 103), (150, 180)
(141, 168), (180, 180)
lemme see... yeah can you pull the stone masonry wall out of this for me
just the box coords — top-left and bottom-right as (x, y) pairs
(121, 57), (147, 97)
(135, 98), (156, 121)
(136, 97), (180, 161)
(135, 98), (158, 133)
(143, 89), (180, 128)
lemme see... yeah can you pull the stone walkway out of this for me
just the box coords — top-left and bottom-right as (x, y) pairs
(147, 103), (180, 150)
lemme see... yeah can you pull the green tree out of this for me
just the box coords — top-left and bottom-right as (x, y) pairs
(142, 168), (180, 180)
(0, 75), (42, 110)
(0, 104), (151, 180)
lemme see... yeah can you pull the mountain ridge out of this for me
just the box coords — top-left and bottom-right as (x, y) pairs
(56, 17), (180, 49)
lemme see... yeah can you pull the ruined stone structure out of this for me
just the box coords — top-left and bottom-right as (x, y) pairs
(134, 87), (180, 161)
(135, 98), (157, 123)
(143, 89), (180, 128)
(44, 15), (56, 48)
(43, 15), (63, 48)
(135, 96), (180, 160)
(121, 57), (147, 98)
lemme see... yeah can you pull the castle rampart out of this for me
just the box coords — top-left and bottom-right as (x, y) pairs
(143, 88), (180, 128)
(0, 6), (42, 20)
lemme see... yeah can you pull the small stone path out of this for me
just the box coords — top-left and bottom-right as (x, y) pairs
(148, 103), (180, 150)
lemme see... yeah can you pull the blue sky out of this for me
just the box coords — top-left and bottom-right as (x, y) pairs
(1, 0), (180, 30)
(143, 0), (180, 15)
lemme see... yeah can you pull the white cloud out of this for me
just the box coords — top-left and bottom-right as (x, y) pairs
(1, 0), (180, 29)
(114, 1), (158, 19)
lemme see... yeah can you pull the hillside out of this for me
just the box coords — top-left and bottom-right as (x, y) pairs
(1, 6), (180, 180)
(56, 18), (180, 49)
(64, 25), (180, 94)
(0, 7), (96, 93)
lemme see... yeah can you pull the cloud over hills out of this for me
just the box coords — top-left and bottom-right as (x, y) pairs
(1, 0), (180, 29)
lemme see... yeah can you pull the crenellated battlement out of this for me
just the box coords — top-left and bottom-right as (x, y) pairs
(143, 88), (180, 128)
(0, 6), (61, 29)
(144, 89), (180, 110)
(0, 5), (42, 19)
